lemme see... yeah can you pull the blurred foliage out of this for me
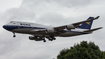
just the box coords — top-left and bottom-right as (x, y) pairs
(57, 41), (105, 59)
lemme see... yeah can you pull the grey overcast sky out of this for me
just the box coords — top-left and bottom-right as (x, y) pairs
(0, 0), (105, 59)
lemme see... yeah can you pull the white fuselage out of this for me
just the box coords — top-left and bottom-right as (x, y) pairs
(3, 21), (89, 37)
(2, 16), (102, 42)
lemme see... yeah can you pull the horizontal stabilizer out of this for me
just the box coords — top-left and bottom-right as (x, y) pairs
(84, 27), (103, 33)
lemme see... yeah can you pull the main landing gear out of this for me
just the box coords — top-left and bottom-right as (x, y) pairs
(49, 36), (56, 41)
(49, 38), (56, 41)
(42, 37), (56, 42)
(13, 32), (16, 37)
(43, 39), (46, 42)
(41, 38), (46, 42)
(46, 36), (56, 41)
(42, 36), (56, 42)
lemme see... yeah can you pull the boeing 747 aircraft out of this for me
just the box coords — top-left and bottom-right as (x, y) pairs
(3, 16), (102, 42)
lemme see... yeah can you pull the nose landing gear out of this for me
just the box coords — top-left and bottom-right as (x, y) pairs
(13, 32), (16, 37)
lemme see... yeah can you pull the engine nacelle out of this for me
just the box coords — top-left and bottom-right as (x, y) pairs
(66, 25), (75, 30)
(46, 28), (55, 33)
(29, 36), (43, 41)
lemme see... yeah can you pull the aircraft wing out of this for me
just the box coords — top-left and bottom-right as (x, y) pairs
(54, 16), (100, 30)
(30, 16), (100, 33)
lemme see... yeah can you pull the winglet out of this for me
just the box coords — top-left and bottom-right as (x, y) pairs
(95, 16), (100, 19)
(86, 16), (100, 22)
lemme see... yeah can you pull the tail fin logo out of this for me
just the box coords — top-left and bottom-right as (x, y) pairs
(86, 22), (91, 25)
(78, 17), (94, 29)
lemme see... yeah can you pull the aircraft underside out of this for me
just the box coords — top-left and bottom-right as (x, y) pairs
(11, 28), (89, 42)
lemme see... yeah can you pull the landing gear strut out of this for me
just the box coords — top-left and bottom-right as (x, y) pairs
(48, 36), (56, 41)
(13, 32), (16, 37)
(42, 38), (46, 42)
(43, 40), (46, 42)
(49, 38), (56, 41)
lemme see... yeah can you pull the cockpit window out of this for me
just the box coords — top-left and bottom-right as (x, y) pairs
(10, 21), (13, 23)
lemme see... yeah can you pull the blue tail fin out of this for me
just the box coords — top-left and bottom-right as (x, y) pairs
(78, 17), (94, 29)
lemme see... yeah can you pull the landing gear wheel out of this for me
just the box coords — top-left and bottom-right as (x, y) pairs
(53, 38), (56, 40)
(49, 39), (53, 41)
(43, 40), (46, 42)
(13, 35), (16, 37)
(42, 38), (46, 42)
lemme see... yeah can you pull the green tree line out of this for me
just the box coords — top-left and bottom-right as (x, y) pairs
(57, 41), (105, 59)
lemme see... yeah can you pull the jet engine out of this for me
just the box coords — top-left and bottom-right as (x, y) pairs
(66, 25), (75, 30)
(46, 28), (55, 33)
(29, 36), (43, 41)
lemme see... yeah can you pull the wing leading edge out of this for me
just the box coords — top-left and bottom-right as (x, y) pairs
(54, 16), (100, 30)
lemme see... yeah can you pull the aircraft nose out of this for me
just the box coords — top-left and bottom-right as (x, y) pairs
(3, 25), (10, 31)
(3, 25), (6, 29)
(3, 25), (15, 31)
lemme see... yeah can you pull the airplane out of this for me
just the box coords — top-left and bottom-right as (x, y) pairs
(3, 16), (102, 42)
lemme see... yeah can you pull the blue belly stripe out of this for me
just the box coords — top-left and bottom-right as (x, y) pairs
(3, 25), (46, 31)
